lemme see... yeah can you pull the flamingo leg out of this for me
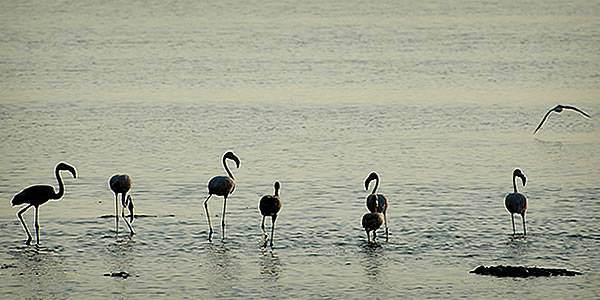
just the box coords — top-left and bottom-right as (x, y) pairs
(121, 194), (135, 235)
(114, 193), (120, 235)
(203, 194), (213, 241)
(34, 206), (40, 244)
(510, 214), (516, 235)
(261, 216), (267, 240)
(383, 211), (389, 241)
(221, 195), (227, 240)
(522, 213), (527, 236)
(270, 215), (277, 247)
(17, 204), (33, 245)
(373, 230), (377, 244)
(365, 230), (370, 243)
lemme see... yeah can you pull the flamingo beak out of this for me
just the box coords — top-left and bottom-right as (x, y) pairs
(521, 175), (527, 186)
(69, 167), (77, 179)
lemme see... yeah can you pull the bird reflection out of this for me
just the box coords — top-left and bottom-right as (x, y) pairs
(12, 245), (68, 298)
(204, 243), (238, 293)
(106, 239), (136, 273)
(506, 235), (529, 258)
(259, 248), (282, 282)
(359, 243), (385, 283)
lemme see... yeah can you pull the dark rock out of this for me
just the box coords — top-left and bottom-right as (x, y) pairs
(104, 271), (130, 279)
(470, 265), (582, 277)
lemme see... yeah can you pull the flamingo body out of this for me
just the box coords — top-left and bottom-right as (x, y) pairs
(362, 212), (383, 243)
(504, 169), (528, 235)
(204, 151), (240, 241)
(12, 185), (58, 207)
(364, 172), (389, 241)
(11, 162), (77, 245)
(208, 176), (235, 196)
(259, 181), (282, 247)
(109, 174), (135, 235)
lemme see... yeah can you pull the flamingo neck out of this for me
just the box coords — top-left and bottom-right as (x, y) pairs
(223, 157), (235, 180)
(371, 177), (379, 195)
(274, 186), (280, 197)
(54, 167), (65, 199)
(512, 175), (518, 193)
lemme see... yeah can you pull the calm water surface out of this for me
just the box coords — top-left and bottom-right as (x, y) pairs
(1, 1), (599, 299)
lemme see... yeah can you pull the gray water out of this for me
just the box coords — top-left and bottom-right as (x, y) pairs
(1, 1), (599, 299)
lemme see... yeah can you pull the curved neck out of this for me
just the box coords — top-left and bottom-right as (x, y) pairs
(54, 167), (65, 199)
(371, 177), (379, 195)
(274, 185), (280, 197)
(512, 175), (518, 193)
(223, 156), (235, 180)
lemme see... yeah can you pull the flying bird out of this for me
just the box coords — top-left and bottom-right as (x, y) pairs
(203, 151), (240, 241)
(533, 104), (591, 134)
(109, 174), (135, 235)
(362, 212), (384, 243)
(505, 169), (528, 235)
(11, 162), (77, 245)
(365, 172), (389, 241)
(259, 181), (282, 247)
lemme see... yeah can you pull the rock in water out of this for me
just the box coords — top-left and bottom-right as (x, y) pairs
(470, 265), (582, 277)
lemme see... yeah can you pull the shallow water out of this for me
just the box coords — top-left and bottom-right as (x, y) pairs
(1, 1), (600, 299)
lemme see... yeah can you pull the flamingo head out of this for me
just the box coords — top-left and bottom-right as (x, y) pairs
(57, 162), (77, 178)
(554, 105), (564, 113)
(364, 172), (379, 190)
(224, 151), (241, 169)
(513, 169), (526, 186)
(274, 181), (281, 192)
(126, 195), (134, 223)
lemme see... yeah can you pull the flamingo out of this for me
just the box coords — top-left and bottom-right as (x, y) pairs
(365, 172), (389, 241)
(259, 181), (282, 247)
(203, 151), (240, 241)
(505, 169), (528, 235)
(533, 104), (591, 134)
(109, 174), (135, 235)
(362, 212), (384, 243)
(11, 162), (77, 245)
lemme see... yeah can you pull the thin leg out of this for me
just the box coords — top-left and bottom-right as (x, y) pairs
(35, 206), (40, 244)
(221, 195), (227, 240)
(121, 194), (135, 235)
(511, 214), (516, 235)
(522, 213), (527, 236)
(270, 215), (277, 247)
(383, 211), (389, 241)
(373, 230), (377, 243)
(115, 193), (120, 235)
(261, 216), (268, 247)
(261, 216), (267, 237)
(365, 230), (370, 243)
(17, 204), (33, 245)
(203, 194), (213, 241)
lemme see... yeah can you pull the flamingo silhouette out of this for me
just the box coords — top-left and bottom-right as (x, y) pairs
(204, 151), (240, 241)
(533, 104), (591, 134)
(259, 181), (282, 247)
(11, 162), (77, 245)
(365, 172), (389, 241)
(362, 212), (384, 243)
(109, 174), (135, 235)
(505, 169), (528, 235)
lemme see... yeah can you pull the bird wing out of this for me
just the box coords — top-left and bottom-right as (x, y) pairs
(533, 109), (554, 134)
(562, 105), (591, 118)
